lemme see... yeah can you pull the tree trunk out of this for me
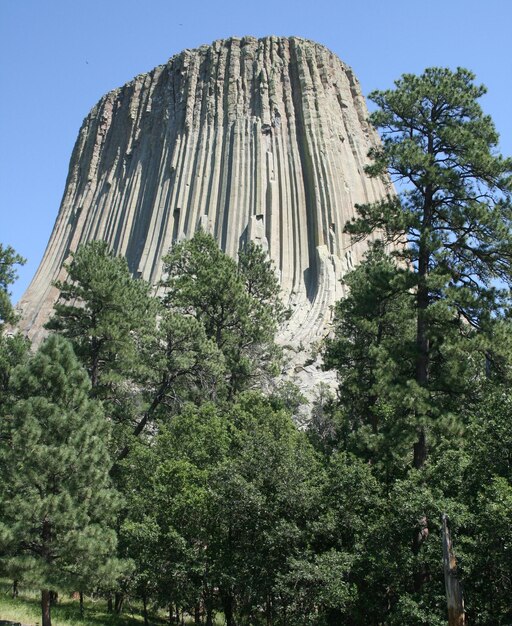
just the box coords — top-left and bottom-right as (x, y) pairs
(221, 588), (236, 626)
(114, 591), (124, 614)
(90, 332), (101, 389)
(442, 514), (465, 626)
(12, 580), (18, 598)
(79, 591), (84, 618)
(412, 515), (430, 592)
(41, 515), (53, 626)
(266, 594), (272, 626)
(205, 603), (213, 626)
(413, 427), (427, 469)
(414, 178), (433, 469)
(414, 278), (429, 470)
(42, 589), (52, 626)
(107, 594), (113, 613)
(115, 374), (170, 463)
(142, 591), (148, 626)
(204, 581), (214, 626)
(194, 602), (201, 625)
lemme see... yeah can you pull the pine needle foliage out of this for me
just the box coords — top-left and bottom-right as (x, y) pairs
(344, 67), (512, 467)
(0, 335), (124, 626)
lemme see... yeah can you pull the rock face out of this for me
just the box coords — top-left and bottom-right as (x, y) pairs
(19, 36), (388, 390)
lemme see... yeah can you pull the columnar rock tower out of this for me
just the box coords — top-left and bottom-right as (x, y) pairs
(19, 36), (388, 379)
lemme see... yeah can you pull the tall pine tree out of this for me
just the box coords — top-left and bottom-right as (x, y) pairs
(0, 335), (123, 626)
(345, 67), (512, 467)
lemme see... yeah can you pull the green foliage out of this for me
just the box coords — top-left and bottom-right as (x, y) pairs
(320, 66), (512, 625)
(162, 232), (283, 397)
(119, 402), (232, 618)
(44, 242), (162, 462)
(119, 394), (326, 624)
(344, 67), (512, 468)
(351, 67), (512, 286)
(454, 388), (512, 624)
(0, 335), (125, 599)
(46, 241), (154, 391)
(215, 394), (325, 623)
(7, 69), (510, 624)
(0, 243), (25, 328)
(0, 333), (29, 409)
(140, 308), (226, 414)
(365, 66), (512, 303)
(275, 550), (356, 625)
(324, 245), (417, 470)
(44, 241), (229, 462)
(0, 242), (29, 420)
(283, 452), (381, 625)
(323, 240), (493, 475)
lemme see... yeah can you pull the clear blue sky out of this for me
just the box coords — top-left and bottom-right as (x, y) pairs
(2, 0), (511, 303)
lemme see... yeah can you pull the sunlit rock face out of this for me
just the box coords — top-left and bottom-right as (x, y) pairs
(18, 36), (388, 393)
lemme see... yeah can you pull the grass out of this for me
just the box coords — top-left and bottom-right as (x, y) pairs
(0, 580), (151, 626)
(0, 580), (225, 626)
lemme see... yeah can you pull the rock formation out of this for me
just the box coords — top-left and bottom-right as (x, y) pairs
(18, 36), (389, 393)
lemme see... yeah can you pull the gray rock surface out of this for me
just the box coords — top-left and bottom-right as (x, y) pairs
(18, 36), (390, 396)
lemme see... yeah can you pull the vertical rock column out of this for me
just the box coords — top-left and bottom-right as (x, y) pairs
(19, 36), (389, 371)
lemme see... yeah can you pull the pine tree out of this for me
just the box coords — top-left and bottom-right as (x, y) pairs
(0, 243), (25, 329)
(458, 387), (512, 624)
(0, 242), (30, 475)
(45, 241), (157, 456)
(322, 67), (512, 620)
(162, 232), (283, 397)
(345, 67), (512, 468)
(116, 309), (226, 461)
(324, 244), (416, 471)
(46, 241), (228, 462)
(45, 241), (154, 391)
(0, 335), (123, 626)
